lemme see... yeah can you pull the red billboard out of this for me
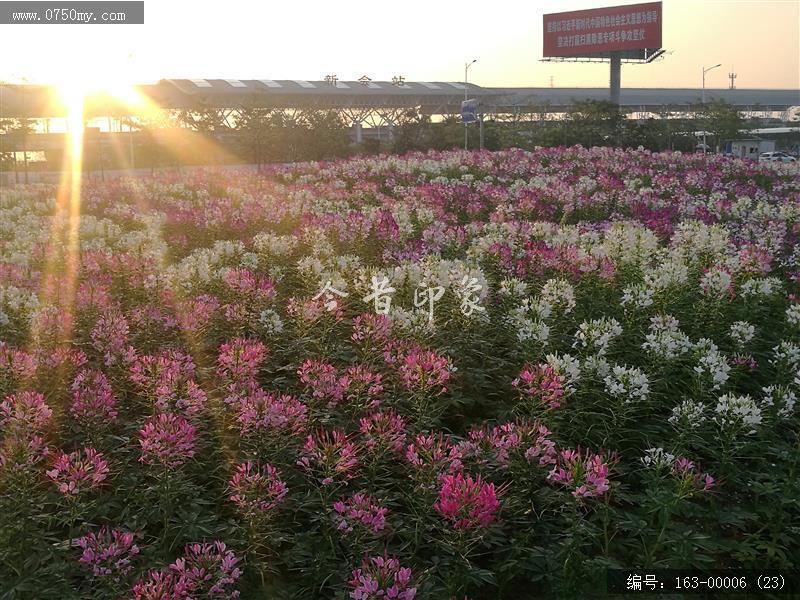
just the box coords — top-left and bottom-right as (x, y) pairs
(543, 2), (662, 58)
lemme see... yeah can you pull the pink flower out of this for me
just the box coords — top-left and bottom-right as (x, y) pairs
(222, 268), (276, 302)
(138, 413), (197, 469)
(461, 420), (557, 468)
(133, 569), (193, 599)
(351, 313), (392, 348)
(359, 410), (407, 454)
(297, 429), (359, 485)
(0, 434), (50, 472)
(130, 350), (206, 417)
(35, 346), (87, 373)
(235, 388), (307, 436)
(70, 369), (118, 426)
(297, 359), (344, 405)
(673, 457), (715, 491)
(405, 433), (463, 474)
(76, 526), (140, 580)
(342, 365), (384, 407)
(333, 492), (388, 535)
(398, 348), (454, 395)
(169, 541), (242, 599)
(512, 363), (565, 410)
(217, 338), (269, 387)
(0, 390), (53, 437)
(349, 554), (416, 600)
(287, 296), (343, 323)
(91, 312), (130, 366)
(548, 448), (613, 498)
(0, 343), (38, 382)
(434, 472), (502, 530)
(174, 294), (220, 335)
(228, 461), (288, 513)
(47, 446), (110, 496)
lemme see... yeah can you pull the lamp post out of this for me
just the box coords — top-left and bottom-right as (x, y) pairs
(701, 63), (721, 152)
(464, 58), (477, 150)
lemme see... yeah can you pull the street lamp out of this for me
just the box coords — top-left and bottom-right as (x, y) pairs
(701, 63), (721, 152)
(464, 58), (477, 150)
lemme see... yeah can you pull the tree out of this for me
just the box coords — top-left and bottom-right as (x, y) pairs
(564, 100), (624, 147)
(698, 100), (745, 152)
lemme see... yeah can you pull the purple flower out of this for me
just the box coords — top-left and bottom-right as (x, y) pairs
(228, 461), (288, 514)
(359, 410), (407, 454)
(47, 446), (110, 496)
(217, 338), (269, 388)
(0, 434), (50, 472)
(349, 554), (416, 600)
(76, 526), (140, 580)
(130, 350), (206, 417)
(133, 569), (193, 599)
(351, 313), (392, 349)
(169, 541), (242, 599)
(0, 390), (53, 437)
(91, 312), (130, 366)
(333, 492), (388, 535)
(235, 388), (307, 436)
(70, 369), (118, 426)
(138, 412), (197, 469)
(297, 429), (359, 485)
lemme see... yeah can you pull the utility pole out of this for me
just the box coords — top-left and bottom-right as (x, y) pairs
(702, 63), (721, 152)
(464, 58), (477, 151)
(728, 70), (737, 89)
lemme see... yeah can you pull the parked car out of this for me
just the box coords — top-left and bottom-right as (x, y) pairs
(759, 151), (797, 163)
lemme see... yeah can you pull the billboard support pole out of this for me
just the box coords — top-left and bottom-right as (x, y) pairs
(610, 52), (621, 105)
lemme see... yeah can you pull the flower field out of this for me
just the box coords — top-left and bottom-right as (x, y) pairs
(1, 147), (799, 598)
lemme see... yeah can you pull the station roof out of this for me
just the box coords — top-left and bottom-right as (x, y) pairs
(0, 79), (797, 118)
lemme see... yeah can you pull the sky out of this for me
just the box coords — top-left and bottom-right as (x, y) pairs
(1, 0), (798, 90)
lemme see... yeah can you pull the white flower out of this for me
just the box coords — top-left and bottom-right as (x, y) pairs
(604, 365), (650, 403)
(693, 339), (730, 391)
(498, 278), (528, 298)
(772, 341), (800, 370)
(713, 393), (762, 433)
(761, 385), (797, 417)
(786, 304), (800, 328)
(699, 267), (733, 298)
(641, 447), (675, 469)
(540, 279), (576, 315)
(620, 284), (654, 309)
(582, 355), (611, 377)
(740, 277), (783, 299)
(729, 321), (755, 348)
(668, 400), (707, 428)
(545, 353), (581, 394)
(259, 309), (284, 335)
(642, 314), (692, 360)
(573, 317), (623, 356)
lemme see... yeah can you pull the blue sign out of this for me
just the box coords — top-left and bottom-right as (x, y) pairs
(461, 99), (478, 123)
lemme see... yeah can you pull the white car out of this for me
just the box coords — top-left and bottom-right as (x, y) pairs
(759, 151), (797, 163)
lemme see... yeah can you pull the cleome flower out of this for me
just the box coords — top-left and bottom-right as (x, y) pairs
(548, 448), (614, 499)
(228, 461), (288, 514)
(76, 526), (140, 581)
(47, 446), (110, 496)
(138, 412), (197, 469)
(348, 554), (416, 600)
(333, 492), (388, 535)
(434, 472), (503, 530)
